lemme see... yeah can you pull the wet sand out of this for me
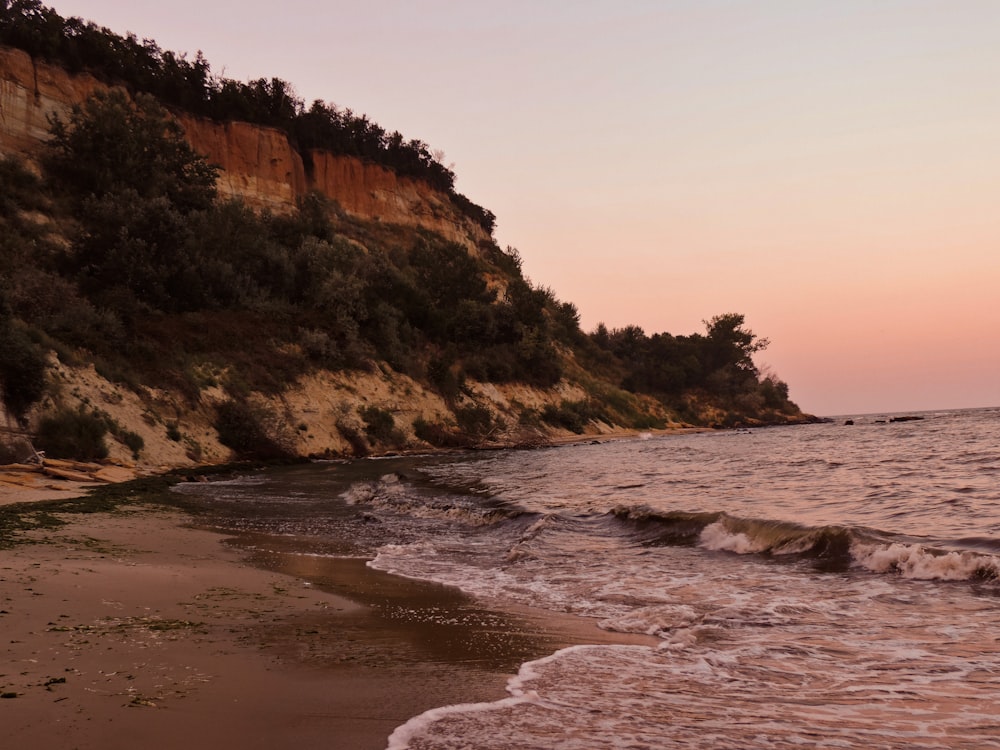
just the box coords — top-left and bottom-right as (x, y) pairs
(0, 501), (654, 749)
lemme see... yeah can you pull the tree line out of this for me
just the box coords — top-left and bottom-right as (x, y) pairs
(590, 314), (793, 420)
(0, 0), (496, 233)
(0, 59), (801, 436)
(0, 90), (568, 415)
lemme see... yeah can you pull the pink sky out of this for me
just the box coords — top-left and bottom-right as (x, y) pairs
(48, 0), (1000, 415)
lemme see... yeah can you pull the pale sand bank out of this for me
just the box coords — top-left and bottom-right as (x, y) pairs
(0, 476), (95, 505)
(1, 501), (653, 749)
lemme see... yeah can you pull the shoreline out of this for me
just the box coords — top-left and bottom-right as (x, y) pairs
(1, 488), (655, 749)
(0, 425), (701, 508)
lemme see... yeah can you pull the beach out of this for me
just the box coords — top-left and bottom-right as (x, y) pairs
(8, 409), (999, 748)
(0, 481), (653, 750)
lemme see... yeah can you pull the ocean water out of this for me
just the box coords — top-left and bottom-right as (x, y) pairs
(178, 407), (1000, 749)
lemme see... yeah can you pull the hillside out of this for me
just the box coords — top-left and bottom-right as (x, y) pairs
(0, 3), (813, 472)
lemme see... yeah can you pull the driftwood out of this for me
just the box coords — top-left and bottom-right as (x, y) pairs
(41, 466), (99, 483)
(1, 457), (135, 486)
(42, 458), (106, 472)
(0, 463), (43, 473)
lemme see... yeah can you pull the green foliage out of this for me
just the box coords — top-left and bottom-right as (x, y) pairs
(45, 90), (217, 211)
(515, 328), (563, 387)
(427, 355), (463, 401)
(593, 314), (788, 416)
(119, 430), (145, 458)
(1, 1), (493, 231)
(42, 91), (222, 314)
(412, 417), (467, 448)
(359, 405), (404, 447)
(335, 421), (369, 457)
(454, 404), (494, 436)
(0, 16), (802, 429)
(214, 399), (292, 460)
(704, 313), (768, 366)
(35, 406), (109, 460)
(0, 311), (47, 425)
(759, 375), (792, 410)
(103, 417), (144, 459)
(0, 87), (575, 401)
(0, 155), (45, 216)
(540, 400), (606, 434)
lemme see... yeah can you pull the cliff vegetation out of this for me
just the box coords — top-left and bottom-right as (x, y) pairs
(0, 1), (812, 469)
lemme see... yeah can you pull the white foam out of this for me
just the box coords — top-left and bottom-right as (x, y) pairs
(698, 520), (769, 554)
(598, 603), (699, 637)
(852, 541), (1000, 580)
(385, 694), (533, 750)
(386, 645), (646, 750)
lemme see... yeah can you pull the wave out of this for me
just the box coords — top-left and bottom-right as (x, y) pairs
(852, 542), (1000, 581)
(609, 505), (1000, 582)
(340, 473), (532, 527)
(342, 475), (1000, 584)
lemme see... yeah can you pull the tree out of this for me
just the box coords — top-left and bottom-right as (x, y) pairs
(45, 90), (220, 310)
(0, 296), (46, 426)
(703, 313), (768, 374)
(45, 90), (218, 212)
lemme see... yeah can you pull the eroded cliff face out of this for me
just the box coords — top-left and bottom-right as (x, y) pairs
(0, 45), (102, 153)
(0, 46), (488, 249)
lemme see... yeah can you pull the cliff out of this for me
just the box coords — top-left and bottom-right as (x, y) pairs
(0, 45), (488, 250)
(0, 41), (811, 473)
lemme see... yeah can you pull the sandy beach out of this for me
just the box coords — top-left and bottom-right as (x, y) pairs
(0, 481), (654, 750)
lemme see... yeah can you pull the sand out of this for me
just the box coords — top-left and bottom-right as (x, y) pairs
(0, 475), (95, 506)
(0, 495), (654, 749)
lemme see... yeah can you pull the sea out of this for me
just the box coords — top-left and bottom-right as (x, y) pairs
(176, 406), (1000, 749)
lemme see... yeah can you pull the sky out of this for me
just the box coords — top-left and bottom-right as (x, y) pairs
(47, 0), (1000, 416)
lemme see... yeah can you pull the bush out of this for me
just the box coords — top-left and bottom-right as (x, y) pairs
(427, 355), (463, 400)
(109, 423), (144, 459)
(0, 437), (35, 464)
(359, 405), (405, 447)
(454, 404), (494, 436)
(0, 155), (45, 216)
(413, 417), (468, 448)
(45, 91), (217, 211)
(760, 376), (790, 409)
(540, 400), (606, 434)
(335, 421), (369, 457)
(35, 407), (109, 460)
(214, 399), (293, 460)
(0, 322), (47, 425)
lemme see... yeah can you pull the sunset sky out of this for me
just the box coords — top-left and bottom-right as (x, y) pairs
(49, 0), (1000, 416)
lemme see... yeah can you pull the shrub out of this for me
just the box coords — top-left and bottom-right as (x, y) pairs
(413, 417), (468, 448)
(45, 91), (218, 211)
(427, 355), (463, 400)
(0, 437), (35, 464)
(517, 408), (542, 427)
(540, 400), (607, 434)
(35, 407), (109, 460)
(96, 414), (145, 459)
(335, 421), (369, 457)
(454, 404), (494, 436)
(0, 155), (45, 216)
(214, 399), (293, 460)
(359, 405), (405, 447)
(0, 322), (47, 425)
(631, 413), (667, 430)
(114, 427), (145, 459)
(759, 376), (790, 409)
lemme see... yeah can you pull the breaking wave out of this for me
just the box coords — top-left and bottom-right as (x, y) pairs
(609, 505), (1000, 582)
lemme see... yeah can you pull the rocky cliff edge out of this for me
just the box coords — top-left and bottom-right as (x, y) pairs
(0, 45), (489, 251)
